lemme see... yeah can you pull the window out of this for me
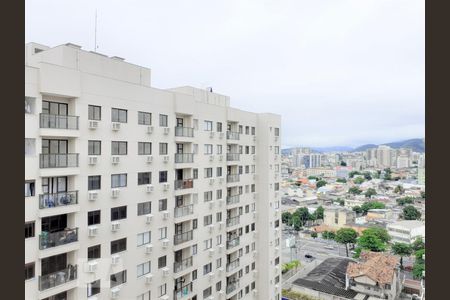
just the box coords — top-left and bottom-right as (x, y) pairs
(159, 114), (168, 127)
(245, 146), (249, 154)
(204, 168), (213, 178)
(217, 145), (222, 154)
(137, 291), (151, 300)
(159, 143), (168, 155)
(137, 231), (151, 246)
(204, 215), (212, 226)
(203, 287), (212, 298)
(245, 165), (250, 173)
(158, 283), (167, 297)
(111, 206), (127, 221)
(159, 199), (167, 211)
(193, 219), (198, 229)
(204, 191), (213, 202)
(193, 144), (198, 154)
(88, 245), (101, 261)
(193, 169), (198, 179)
(216, 212), (222, 222)
(25, 222), (35, 239)
(88, 210), (101, 225)
(138, 112), (151, 125)
(204, 239), (212, 250)
(275, 183), (280, 191)
(274, 127), (280, 136)
(25, 263), (35, 280)
(111, 108), (127, 123)
(216, 235), (222, 245)
(112, 141), (127, 155)
(238, 125), (243, 133)
(88, 105), (101, 120)
(110, 270), (127, 288)
(88, 140), (101, 155)
(204, 144), (213, 155)
(138, 172), (151, 185)
(216, 167), (222, 177)
(138, 201), (151, 216)
(138, 142), (152, 155)
(111, 174), (127, 188)
(111, 238), (127, 254)
(216, 189), (222, 199)
(217, 122), (222, 132)
(275, 146), (280, 154)
(159, 227), (167, 239)
(251, 127), (255, 135)
(25, 138), (35, 156)
(251, 165), (256, 173)
(25, 180), (35, 197)
(25, 97), (35, 114)
(88, 175), (101, 190)
(251, 146), (255, 154)
(245, 205), (250, 213)
(216, 281), (222, 292)
(275, 257), (280, 265)
(245, 126), (249, 134)
(203, 262), (212, 274)
(204, 120), (213, 131)
(137, 261), (151, 277)
(239, 166), (243, 174)
(87, 279), (100, 297)
(239, 145), (243, 154)
(158, 256), (167, 268)
(251, 184), (256, 192)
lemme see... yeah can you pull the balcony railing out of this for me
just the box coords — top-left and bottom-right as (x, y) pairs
(226, 216), (240, 227)
(174, 204), (194, 218)
(39, 191), (78, 209)
(226, 258), (240, 272)
(39, 228), (78, 250)
(226, 131), (240, 140)
(175, 127), (194, 138)
(174, 179), (194, 190)
(40, 153), (79, 168)
(174, 282), (194, 299)
(174, 256), (193, 273)
(175, 153), (194, 163)
(226, 153), (240, 161)
(226, 174), (240, 183)
(226, 237), (240, 250)
(226, 279), (240, 294)
(40, 113), (79, 130)
(226, 195), (240, 205)
(38, 265), (77, 291)
(174, 230), (194, 245)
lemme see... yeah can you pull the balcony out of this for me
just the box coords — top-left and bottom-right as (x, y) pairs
(226, 279), (240, 294)
(39, 228), (78, 250)
(174, 282), (194, 299)
(174, 204), (194, 218)
(226, 174), (240, 183)
(40, 114), (79, 130)
(226, 195), (240, 205)
(226, 216), (240, 228)
(39, 191), (78, 209)
(226, 131), (240, 140)
(175, 127), (194, 138)
(38, 265), (78, 291)
(174, 179), (194, 190)
(226, 153), (240, 161)
(226, 258), (240, 272)
(175, 153), (194, 164)
(174, 230), (194, 246)
(174, 256), (193, 273)
(226, 237), (240, 250)
(40, 154), (79, 169)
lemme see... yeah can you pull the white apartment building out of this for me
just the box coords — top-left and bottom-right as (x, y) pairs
(387, 221), (425, 244)
(25, 42), (282, 300)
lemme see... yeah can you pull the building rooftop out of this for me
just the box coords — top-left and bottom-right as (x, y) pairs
(387, 220), (425, 229)
(347, 252), (399, 285)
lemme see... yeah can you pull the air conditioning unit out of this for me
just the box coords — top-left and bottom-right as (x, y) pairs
(88, 156), (98, 165)
(209, 155), (214, 162)
(253, 230), (258, 238)
(218, 199), (224, 206)
(252, 289), (258, 296)
(146, 155), (153, 163)
(89, 120), (99, 129)
(163, 127), (170, 135)
(208, 224), (214, 233)
(253, 174), (257, 180)
(218, 155), (223, 161)
(145, 214), (153, 224)
(209, 201), (214, 209)
(88, 191), (98, 201)
(253, 250), (258, 258)
(219, 132), (224, 139)
(218, 177), (224, 184)
(146, 184), (154, 193)
(253, 155), (256, 161)
(88, 226), (98, 237)
(275, 284), (280, 290)
(274, 155), (279, 161)
(162, 267), (170, 276)
(159, 296), (169, 300)
(208, 272), (215, 280)
(163, 183), (170, 191)
(253, 270), (258, 278)
(209, 131), (215, 138)
(163, 155), (169, 163)
(147, 126), (154, 134)
(145, 244), (153, 254)
(274, 209), (280, 217)
(275, 246), (279, 253)
(111, 188), (120, 198)
(111, 287), (120, 298)
(218, 244), (225, 253)
(145, 273), (153, 284)
(111, 156), (120, 164)
(274, 192), (279, 198)
(209, 178), (215, 185)
(112, 122), (121, 131)
(87, 261), (98, 273)
(111, 254), (120, 265)
(218, 221), (224, 229)
(217, 267), (224, 273)
(218, 290), (225, 296)
(209, 248), (215, 257)
(253, 211), (257, 219)
(111, 222), (120, 232)
(253, 193), (257, 200)
(163, 211), (170, 220)
(274, 136), (279, 142)
(253, 136), (256, 141)
(162, 238), (169, 248)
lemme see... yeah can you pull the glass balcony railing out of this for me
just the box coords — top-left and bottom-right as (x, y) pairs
(40, 113), (79, 130)
(174, 179), (194, 190)
(40, 153), (79, 168)
(39, 191), (78, 209)
(175, 153), (194, 163)
(226, 174), (240, 183)
(226, 279), (240, 294)
(226, 237), (240, 250)
(174, 256), (193, 273)
(226, 153), (240, 161)
(174, 230), (194, 245)
(226, 131), (240, 140)
(226, 195), (240, 205)
(174, 282), (193, 299)
(39, 228), (78, 250)
(174, 204), (194, 218)
(175, 127), (194, 138)
(226, 258), (240, 272)
(38, 265), (77, 291)
(226, 216), (240, 227)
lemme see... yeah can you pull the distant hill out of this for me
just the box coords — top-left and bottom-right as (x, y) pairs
(352, 144), (378, 152)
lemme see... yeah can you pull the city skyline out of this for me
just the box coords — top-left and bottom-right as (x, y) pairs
(26, 0), (425, 148)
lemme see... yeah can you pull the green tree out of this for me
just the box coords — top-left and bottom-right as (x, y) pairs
(349, 171), (361, 178)
(361, 201), (386, 215)
(412, 237), (425, 251)
(396, 197), (414, 206)
(394, 185), (405, 195)
(316, 180), (327, 189)
(391, 242), (412, 269)
(314, 206), (324, 220)
(357, 227), (390, 252)
(335, 228), (358, 257)
(308, 176), (319, 180)
(413, 249), (425, 279)
(336, 178), (347, 183)
(353, 177), (365, 184)
(384, 168), (392, 180)
(340, 161), (347, 166)
(282, 212), (292, 224)
(352, 206), (363, 214)
(294, 207), (311, 225)
(336, 198), (345, 206)
(290, 215), (302, 231)
(311, 232), (318, 238)
(348, 186), (362, 195)
(364, 188), (377, 198)
(322, 231), (336, 240)
(352, 247), (362, 258)
(363, 227), (391, 243)
(403, 205), (422, 220)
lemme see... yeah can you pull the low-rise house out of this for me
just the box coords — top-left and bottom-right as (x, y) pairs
(387, 220), (425, 244)
(366, 209), (393, 221)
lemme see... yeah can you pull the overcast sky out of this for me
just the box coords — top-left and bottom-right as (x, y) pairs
(25, 0), (424, 148)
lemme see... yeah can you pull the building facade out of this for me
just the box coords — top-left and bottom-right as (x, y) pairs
(25, 42), (282, 300)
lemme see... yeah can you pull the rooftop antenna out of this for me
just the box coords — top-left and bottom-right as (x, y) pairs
(94, 9), (98, 51)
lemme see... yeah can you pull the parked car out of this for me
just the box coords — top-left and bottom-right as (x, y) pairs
(304, 254), (313, 259)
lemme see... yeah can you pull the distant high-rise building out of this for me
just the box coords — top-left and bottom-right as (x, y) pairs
(376, 145), (393, 168)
